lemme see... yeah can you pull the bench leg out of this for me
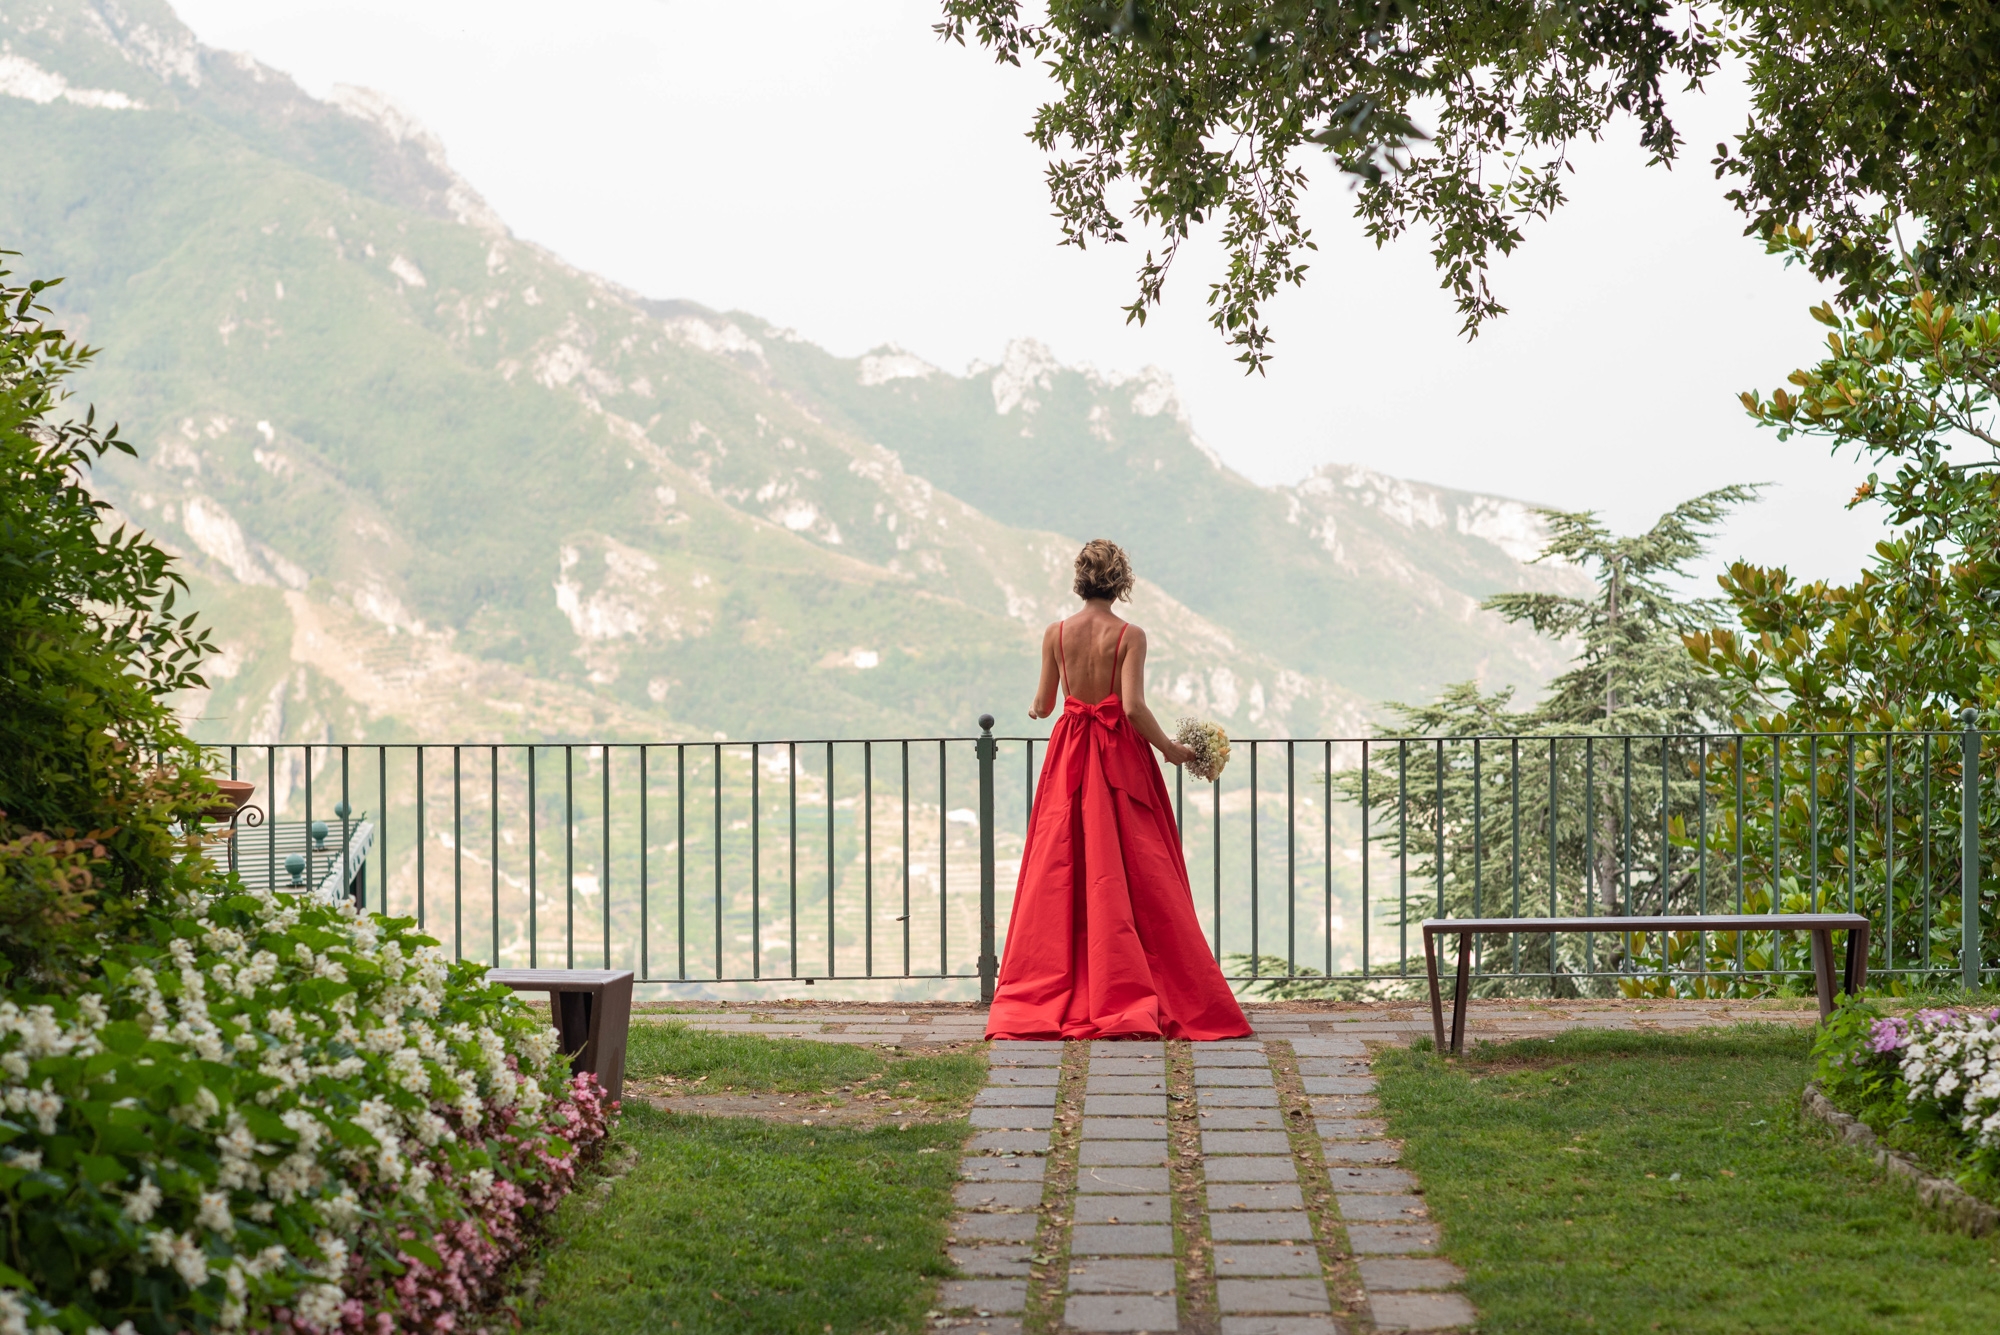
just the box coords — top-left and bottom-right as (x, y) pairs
(1811, 930), (1837, 1023)
(1450, 931), (1473, 1055)
(1425, 930), (1446, 1053)
(1845, 925), (1870, 998)
(556, 990), (595, 1072)
(595, 973), (633, 1105)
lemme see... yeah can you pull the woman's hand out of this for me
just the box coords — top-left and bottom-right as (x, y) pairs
(1159, 739), (1194, 767)
(1028, 702), (1050, 720)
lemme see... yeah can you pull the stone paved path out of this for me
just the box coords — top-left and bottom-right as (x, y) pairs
(667, 1002), (1817, 1332)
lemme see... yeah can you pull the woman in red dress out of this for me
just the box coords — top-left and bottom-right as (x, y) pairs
(986, 540), (1252, 1041)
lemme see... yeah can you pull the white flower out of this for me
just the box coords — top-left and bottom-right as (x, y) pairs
(2, 1150), (41, 1173)
(196, 1191), (235, 1234)
(122, 1178), (163, 1223)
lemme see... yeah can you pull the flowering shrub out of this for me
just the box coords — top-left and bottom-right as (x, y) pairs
(0, 886), (613, 1335)
(1815, 998), (2000, 1188)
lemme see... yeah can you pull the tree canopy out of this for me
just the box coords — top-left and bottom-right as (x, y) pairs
(939, 1), (2000, 367)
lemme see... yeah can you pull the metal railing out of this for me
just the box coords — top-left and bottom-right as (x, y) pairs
(204, 713), (1997, 999)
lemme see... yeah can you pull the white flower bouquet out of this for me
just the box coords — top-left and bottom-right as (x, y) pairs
(1175, 717), (1231, 783)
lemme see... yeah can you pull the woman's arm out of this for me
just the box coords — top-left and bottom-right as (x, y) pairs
(1027, 621), (1062, 720)
(1119, 628), (1193, 765)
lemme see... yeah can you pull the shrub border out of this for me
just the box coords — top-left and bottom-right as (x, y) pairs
(1800, 1080), (2000, 1236)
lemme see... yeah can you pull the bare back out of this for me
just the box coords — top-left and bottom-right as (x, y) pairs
(1058, 614), (1130, 704)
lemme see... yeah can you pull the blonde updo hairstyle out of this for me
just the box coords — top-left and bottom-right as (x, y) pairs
(1073, 539), (1135, 603)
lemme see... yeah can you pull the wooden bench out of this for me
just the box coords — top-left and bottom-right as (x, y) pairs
(1422, 913), (1871, 1054)
(486, 969), (635, 1104)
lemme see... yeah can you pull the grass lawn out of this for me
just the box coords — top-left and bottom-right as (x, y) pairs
(523, 1028), (985, 1334)
(1374, 1027), (2000, 1334)
(624, 1021), (984, 1105)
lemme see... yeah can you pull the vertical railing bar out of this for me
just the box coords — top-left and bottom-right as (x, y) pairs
(1398, 742), (1409, 976)
(1286, 739), (1296, 977)
(1434, 738), (1445, 923)
(1511, 737), (1523, 976)
(1697, 734), (1707, 983)
(789, 740), (798, 978)
(1846, 733), (1858, 915)
(1547, 739), (1558, 956)
(1657, 737), (1669, 982)
(267, 746), (278, 894)
(1250, 742), (1260, 978)
(826, 740), (836, 980)
(1734, 736), (1746, 974)
(453, 745), (463, 960)
(865, 742), (875, 978)
(1324, 739), (1333, 978)
(563, 745), (575, 970)
(939, 738), (948, 979)
(640, 746), (650, 981)
(1808, 733), (1821, 913)
(677, 745), (688, 981)
(1177, 759), (1184, 841)
(414, 746), (424, 930)
(1584, 737), (1595, 976)
(305, 744), (314, 893)
(528, 747), (538, 969)
(490, 747), (500, 969)
(372, 747), (383, 914)
(713, 742), (723, 981)
(752, 742), (761, 981)
(1922, 731), (1933, 973)
(1473, 737), (1484, 939)
(1212, 753), (1222, 963)
(1884, 733), (1896, 973)
(1361, 739), (1371, 979)
(601, 743), (612, 970)
(902, 740), (912, 977)
(339, 747), (351, 905)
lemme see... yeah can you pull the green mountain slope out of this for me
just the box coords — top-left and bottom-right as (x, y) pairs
(0, 0), (1577, 745)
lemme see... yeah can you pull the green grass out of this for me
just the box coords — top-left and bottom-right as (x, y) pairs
(1374, 1027), (2000, 1333)
(624, 1021), (985, 1104)
(525, 1102), (963, 1335)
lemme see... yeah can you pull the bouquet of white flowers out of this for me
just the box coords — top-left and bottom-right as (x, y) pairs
(1175, 717), (1231, 783)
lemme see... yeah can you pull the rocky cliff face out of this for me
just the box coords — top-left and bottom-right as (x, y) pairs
(1, 0), (1582, 745)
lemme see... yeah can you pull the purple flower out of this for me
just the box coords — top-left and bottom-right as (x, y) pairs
(1868, 1017), (1911, 1054)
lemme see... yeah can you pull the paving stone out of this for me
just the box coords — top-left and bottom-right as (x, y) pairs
(1067, 1258), (1178, 1293)
(971, 1107), (1055, 1129)
(1070, 1223), (1175, 1255)
(932, 1317), (1025, 1335)
(1063, 1294), (1180, 1331)
(1207, 1212), (1313, 1242)
(939, 1278), (1027, 1313)
(1312, 1095), (1376, 1119)
(1323, 1167), (1417, 1193)
(1087, 1094), (1171, 1117)
(1199, 1039), (1268, 1050)
(1345, 1223), (1441, 1255)
(1314, 1119), (1387, 1140)
(990, 1039), (1066, 1049)
(970, 1130), (1052, 1154)
(1355, 1258), (1465, 1290)
(1206, 1156), (1300, 1182)
(988, 1067), (1061, 1085)
(1192, 1049), (1272, 1066)
(955, 1181), (1043, 1210)
(1218, 1317), (1345, 1335)
(1197, 1108), (1285, 1130)
(1208, 1182), (1306, 1212)
(1092, 1041), (1165, 1056)
(1333, 1194), (1427, 1222)
(1319, 1141), (1398, 1164)
(1089, 1075), (1170, 1094)
(1302, 1077), (1378, 1095)
(1081, 1141), (1168, 1166)
(975, 1086), (1058, 1108)
(1288, 1039), (1366, 1057)
(1196, 1088), (1279, 1107)
(1369, 1291), (1478, 1331)
(1217, 1278), (1331, 1314)
(950, 1244), (1034, 1276)
(1077, 1165), (1171, 1194)
(962, 1157), (1047, 1183)
(1202, 1131), (1292, 1155)
(1295, 1058), (1371, 1077)
(1075, 1194), (1171, 1224)
(1213, 1245), (1322, 1276)
(1083, 1117), (1171, 1139)
(1194, 1067), (1275, 1087)
(1091, 1058), (1167, 1077)
(949, 1213), (1040, 1242)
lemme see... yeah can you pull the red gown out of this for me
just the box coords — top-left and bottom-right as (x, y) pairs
(986, 623), (1252, 1041)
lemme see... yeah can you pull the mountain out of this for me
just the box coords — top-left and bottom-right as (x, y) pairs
(0, 0), (1580, 746)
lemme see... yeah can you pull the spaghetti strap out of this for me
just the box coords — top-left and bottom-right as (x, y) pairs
(1111, 623), (1128, 693)
(1056, 618), (1069, 698)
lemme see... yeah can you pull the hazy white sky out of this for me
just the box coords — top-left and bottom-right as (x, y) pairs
(175, 0), (1887, 583)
